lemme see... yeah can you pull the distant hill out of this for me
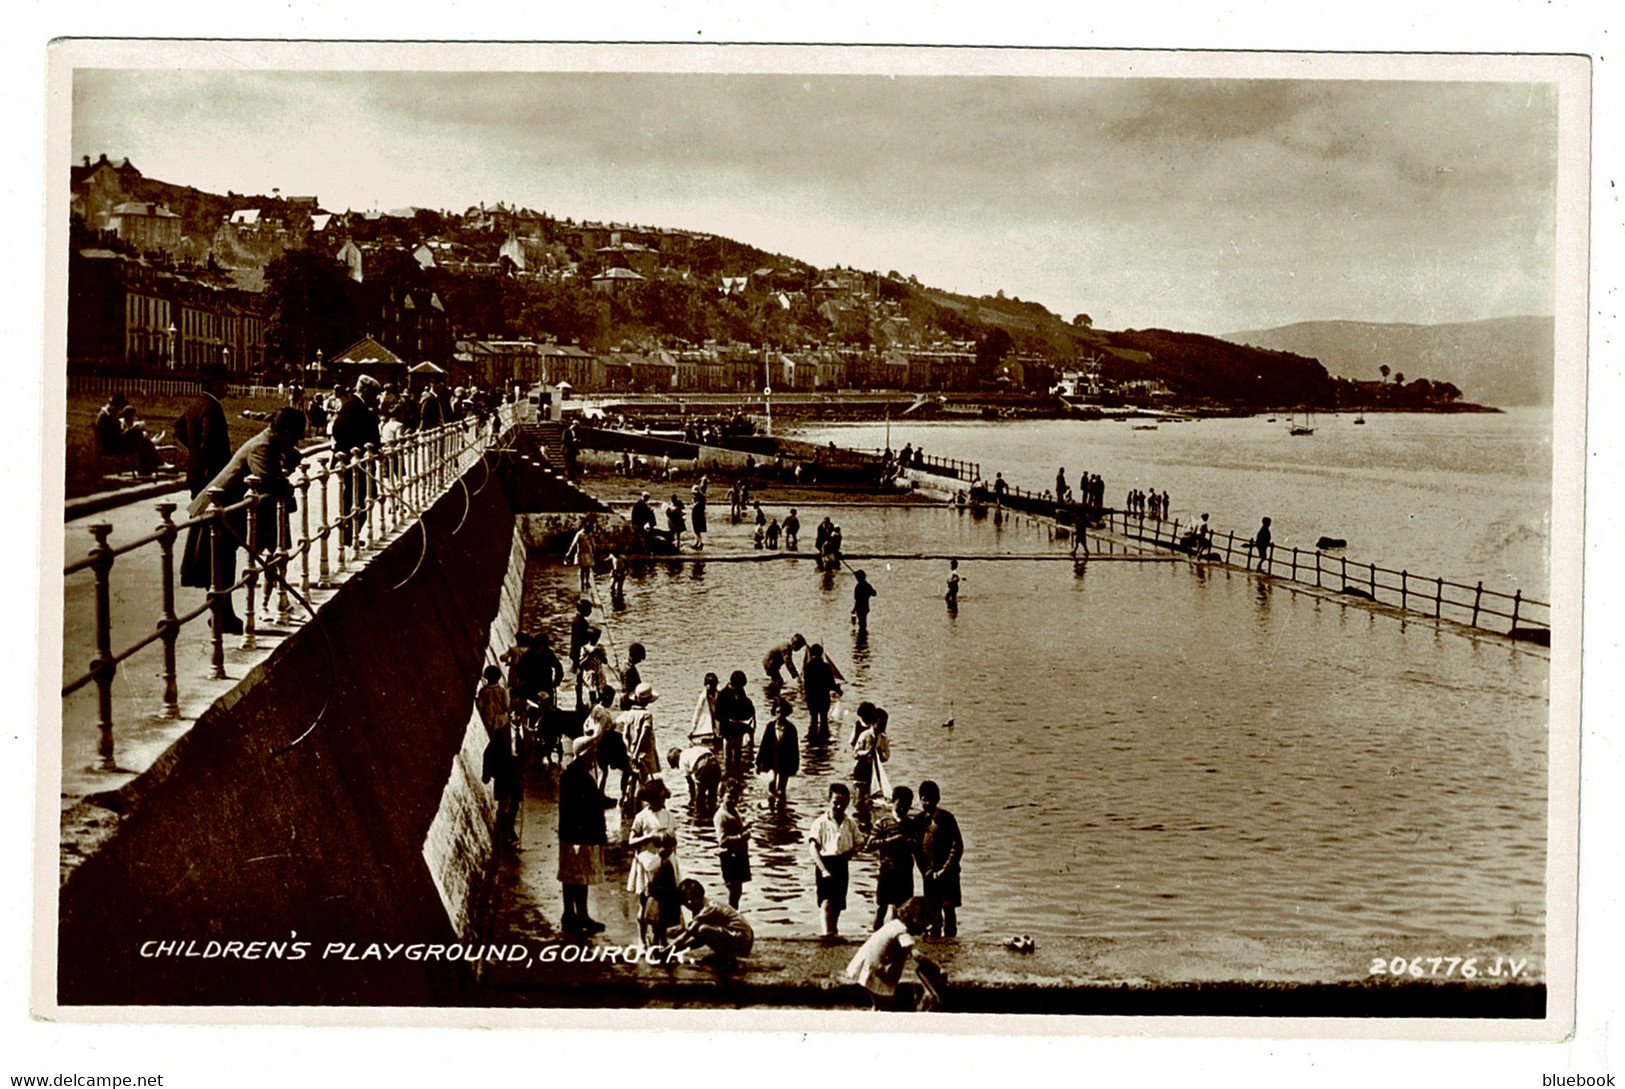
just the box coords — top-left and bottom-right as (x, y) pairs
(1220, 317), (1554, 407)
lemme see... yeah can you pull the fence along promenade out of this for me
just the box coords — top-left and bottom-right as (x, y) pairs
(62, 405), (520, 774)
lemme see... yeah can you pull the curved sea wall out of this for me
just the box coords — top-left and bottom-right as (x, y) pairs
(57, 453), (556, 1006)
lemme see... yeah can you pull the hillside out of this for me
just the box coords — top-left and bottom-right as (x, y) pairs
(1221, 317), (1554, 407)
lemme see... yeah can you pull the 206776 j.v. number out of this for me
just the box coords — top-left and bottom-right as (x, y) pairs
(1368, 955), (1530, 979)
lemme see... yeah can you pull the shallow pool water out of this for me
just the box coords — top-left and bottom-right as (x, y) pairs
(519, 506), (1548, 942)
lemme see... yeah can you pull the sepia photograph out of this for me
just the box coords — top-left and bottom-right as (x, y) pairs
(29, 31), (1597, 1062)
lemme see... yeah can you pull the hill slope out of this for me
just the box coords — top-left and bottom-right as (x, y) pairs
(1221, 317), (1554, 407)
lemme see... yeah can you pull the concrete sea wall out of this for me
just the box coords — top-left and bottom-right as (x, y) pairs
(57, 453), (532, 1006)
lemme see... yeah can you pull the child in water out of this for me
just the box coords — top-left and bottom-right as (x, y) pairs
(640, 833), (682, 947)
(945, 559), (961, 605)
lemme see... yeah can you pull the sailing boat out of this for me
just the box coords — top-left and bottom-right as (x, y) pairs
(1287, 410), (1315, 436)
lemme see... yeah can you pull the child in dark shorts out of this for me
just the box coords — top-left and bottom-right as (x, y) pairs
(870, 785), (917, 930)
(715, 782), (752, 908)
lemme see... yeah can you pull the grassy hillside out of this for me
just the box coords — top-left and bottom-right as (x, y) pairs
(1222, 317), (1554, 407)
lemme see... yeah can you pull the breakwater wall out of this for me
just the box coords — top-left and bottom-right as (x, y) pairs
(56, 452), (578, 1006)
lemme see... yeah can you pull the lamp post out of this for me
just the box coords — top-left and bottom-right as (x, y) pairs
(166, 322), (177, 371)
(763, 385), (772, 436)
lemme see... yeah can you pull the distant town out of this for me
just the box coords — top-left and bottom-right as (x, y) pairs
(68, 152), (1483, 413)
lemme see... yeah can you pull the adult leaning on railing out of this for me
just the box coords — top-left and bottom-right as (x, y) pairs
(62, 407), (517, 772)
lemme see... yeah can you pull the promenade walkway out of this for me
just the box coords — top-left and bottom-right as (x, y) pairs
(59, 412), (518, 818)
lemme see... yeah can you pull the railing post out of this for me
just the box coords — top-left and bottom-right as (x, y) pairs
(1314, 550), (1323, 588)
(1224, 532), (1234, 563)
(241, 480), (261, 651)
(1510, 590), (1522, 633)
(1340, 554), (1348, 589)
(1471, 581), (1484, 627)
(1400, 570), (1408, 611)
(333, 451), (349, 575)
(1435, 577), (1444, 618)
(276, 494), (292, 627)
(298, 464), (312, 605)
(208, 487), (229, 679)
(317, 455), (332, 588)
(363, 442), (378, 551)
(155, 503), (180, 718)
(87, 523), (118, 770)
(1370, 562), (1377, 600)
(1290, 547), (1298, 581)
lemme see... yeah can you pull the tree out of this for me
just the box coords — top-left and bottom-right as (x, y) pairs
(1393, 371), (1405, 386)
(1379, 364), (1391, 382)
(263, 250), (358, 372)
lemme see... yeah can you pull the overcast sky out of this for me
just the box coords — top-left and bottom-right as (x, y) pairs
(70, 67), (1559, 334)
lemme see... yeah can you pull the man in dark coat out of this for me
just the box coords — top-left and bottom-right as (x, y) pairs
(331, 375), (382, 546)
(175, 366), (239, 632)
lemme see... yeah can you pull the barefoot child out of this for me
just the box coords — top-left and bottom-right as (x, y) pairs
(714, 783), (752, 908)
(846, 895), (936, 1010)
(806, 782), (861, 940)
(639, 834), (682, 947)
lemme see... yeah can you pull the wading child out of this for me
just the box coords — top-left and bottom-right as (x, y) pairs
(870, 785), (918, 930)
(945, 559), (961, 606)
(667, 743), (722, 812)
(755, 699), (801, 801)
(714, 783), (752, 908)
(851, 708), (890, 818)
(807, 782), (861, 941)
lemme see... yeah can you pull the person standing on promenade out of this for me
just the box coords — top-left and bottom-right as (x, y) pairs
(756, 698), (801, 801)
(808, 782), (862, 941)
(784, 508), (801, 551)
(558, 731), (611, 934)
(715, 670), (757, 781)
(800, 643), (844, 740)
(186, 408), (307, 625)
(713, 784), (751, 908)
(915, 780), (964, 938)
(1252, 516), (1274, 573)
(1056, 467), (1068, 503)
(331, 375), (381, 547)
(993, 472), (1008, 504)
(852, 569), (877, 634)
(669, 878), (755, 968)
(176, 365), (238, 633)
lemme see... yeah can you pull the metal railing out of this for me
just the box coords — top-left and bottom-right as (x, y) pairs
(862, 448), (981, 482)
(1100, 509), (1550, 641)
(62, 405), (518, 771)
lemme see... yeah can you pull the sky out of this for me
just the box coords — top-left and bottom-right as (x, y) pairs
(69, 64), (1561, 336)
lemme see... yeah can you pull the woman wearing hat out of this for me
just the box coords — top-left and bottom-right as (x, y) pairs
(557, 729), (611, 934)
